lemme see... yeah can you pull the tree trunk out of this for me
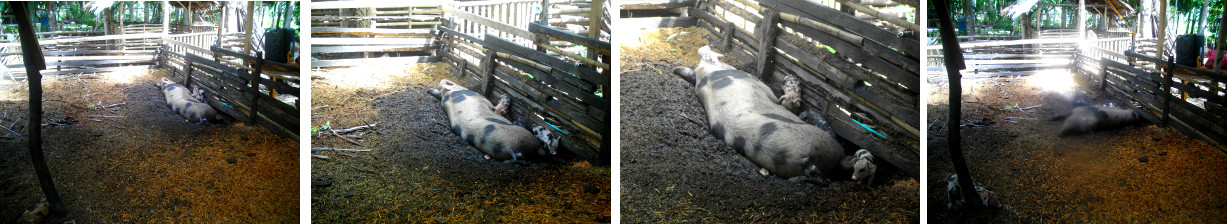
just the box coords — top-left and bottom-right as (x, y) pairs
(1199, 0), (1210, 35)
(963, 0), (974, 35)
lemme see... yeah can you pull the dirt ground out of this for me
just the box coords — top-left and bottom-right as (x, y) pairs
(310, 62), (611, 223)
(926, 74), (1227, 222)
(619, 27), (918, 223)
(0, 68), (298, 223)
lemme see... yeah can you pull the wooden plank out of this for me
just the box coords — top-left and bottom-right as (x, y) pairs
(39, 50), (157, 56)
(760, 0), (919, 56)
(529, 22), (611, 54)
(927, 63), (1070, 72)
(8, 59), (155, 69)
(620, 0), (695, 10)
(310, 1), (441, 9)
(311, 45), (439, 53)
(311, 56), (442, 67)
(485, 34), (608, 88)
(441, 6), (535, 40)
(309, 38), (436, 45)
(610, 17), (696, 29)
(255, 113), (298, 140)
(311, 27), (439, 37)
(492, 68), (604, 135)
(774, 48), (919, 129)
(439, 26), (488, 47)
(927, 53), (1073, 59)
(777, 20), (918, 90)
(774, 55), (918, 137)
(183, 53), (244, 76)
(496, 53), (604, 110)
(38, 66), (150, 76)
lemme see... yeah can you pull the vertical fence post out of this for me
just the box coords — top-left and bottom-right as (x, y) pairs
(480, 48), (497, 98)
(1161, 57), (1174, 126)
(1099, 57), (1109, 91)
(536, 0), (550, 52)
(754, 7), (780, 79)
(185, 61), (194, 88)
(248, 52), (263, 125)
(720, 21), (735, 52)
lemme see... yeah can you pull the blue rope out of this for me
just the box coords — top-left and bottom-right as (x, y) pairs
(853, 118), (887, 139)
(546, 121), (569, 135)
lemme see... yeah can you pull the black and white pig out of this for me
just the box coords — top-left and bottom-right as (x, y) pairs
(946, 174), (1002, 210)
(841, 149), (877, 185)
(672, 45), (863, 180)
(158, 77), (220, 124)
(429, 79), (559, 161)
(1057, 105), (1143, 137)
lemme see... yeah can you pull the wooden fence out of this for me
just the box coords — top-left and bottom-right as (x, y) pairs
(632, 0), (920, 176)
(0, 34), (168, 79)
(438, 2), (611, 164)
(1073, 49), (1227, 150)
(307, 1), (611, 164)
(310, 1), (445, 67)
(158, 39), (301, 140)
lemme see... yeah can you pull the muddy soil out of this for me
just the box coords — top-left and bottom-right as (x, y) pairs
(310, 63), (611, 223)
(619, 27), (918, 223)
(0, 69), (298, 223)
(926, 76), (1227, 222)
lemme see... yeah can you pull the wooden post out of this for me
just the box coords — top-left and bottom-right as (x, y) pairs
(13, 2), (66, 216)
(720, 20), (735, 52)
(588, 0), (603, 65)
(754, 7), (780, 79)
(933, 0), (983, 210)
(244, 1), (255, 55)
(536, 0), (549, 52)
(1161, 57), (1174, 126)
(248, 52), (263, 125)
(480, 49), (497, 97)
(1157, 0), (1166, 60)
(1078, 0), (1085, 40)
(119, 3), (126, 50)
(185, 62), (194, 88)
(1099, 58), (1109, 90)
(162, 0), (170, 36)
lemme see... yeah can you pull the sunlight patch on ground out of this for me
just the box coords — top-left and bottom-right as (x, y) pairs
(1025, 70), (1077, 92)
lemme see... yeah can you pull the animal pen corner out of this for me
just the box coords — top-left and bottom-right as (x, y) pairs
(622, 0), (921, 177)
(3, 1), (302, 141)
(309, 1), (612, 165)
(927, 0), (1227, 151)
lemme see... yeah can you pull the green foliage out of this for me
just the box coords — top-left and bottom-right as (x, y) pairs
(312, 121), (331, 135)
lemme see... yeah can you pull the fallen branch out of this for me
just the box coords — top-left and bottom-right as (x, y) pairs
(0, 125), (21, 137)
(1004, 117), (1037, 120)
(311, 147), (373, 153)
(371, 91), (401, 101)
(86, 115), (124, 118)
(100, 103), (126, 110)
(334, 124), (377, 134)
(312, 154), (330, 160)
(331, 129), (363, 146)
